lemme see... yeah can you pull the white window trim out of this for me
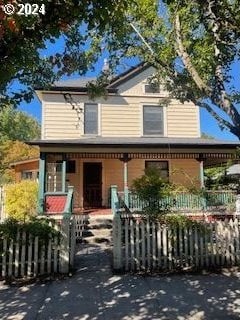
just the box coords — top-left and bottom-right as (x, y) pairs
(140, 103), (168, 137)
(83, 103), (101, 136)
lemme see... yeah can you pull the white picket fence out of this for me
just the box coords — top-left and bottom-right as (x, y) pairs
(0, 217), (76, 279)
(113, 214), (240, 272)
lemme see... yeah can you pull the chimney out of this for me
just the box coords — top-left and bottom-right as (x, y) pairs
(102, 58), (110, 74)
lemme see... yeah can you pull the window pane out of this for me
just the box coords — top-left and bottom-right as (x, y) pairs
(46, 162), (63, 192)
(145, 161), (169, 180)
(144, 83), (160, 93)
(143, 106), (163, 135)
(84, 104), (98, 134)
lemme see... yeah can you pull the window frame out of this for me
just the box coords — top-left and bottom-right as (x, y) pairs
(142, 104), (166, 136)
(84, 103), (99, 136)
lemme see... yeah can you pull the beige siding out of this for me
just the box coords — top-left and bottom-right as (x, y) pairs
(117, 66), (168, 97)
(167, 102), (200, 137)
(64, 158), (200, 208)
(170, 159), (200, 188)
(41, 65), (200, 139)
(101, 104), (140, 137)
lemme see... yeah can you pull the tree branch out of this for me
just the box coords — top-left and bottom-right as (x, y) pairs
(174, 14), (211, 94)
(204, 0), (240, 126)
(197, 101), (240, 138)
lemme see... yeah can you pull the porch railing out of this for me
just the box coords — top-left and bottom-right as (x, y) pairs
(118, 190), (237, 212)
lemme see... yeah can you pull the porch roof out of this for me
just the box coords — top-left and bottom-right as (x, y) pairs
(29, 137), (239, 149)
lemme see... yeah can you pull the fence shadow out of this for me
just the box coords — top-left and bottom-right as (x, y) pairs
(1, 242), (240, 320)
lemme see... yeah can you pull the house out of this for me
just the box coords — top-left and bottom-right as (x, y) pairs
(10, 158), (39, 182)
(29, 63), (240, 213)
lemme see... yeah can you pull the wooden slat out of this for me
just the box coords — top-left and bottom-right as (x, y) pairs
(33, 236), (39, 277)
(194, 227), (199, 268)
(125, 218), (129, 271)
(2, 238), (7, 278)
(141, 221), (146, 271)
(14, 231), (20, 277)
(146, 219), (151, 270)
(189, 227), (194, 266)
(27, 236), (33, 277)
(47, 237), (52, 274)
(130, 219), (134, 271)
(184, 227), (189, 267)
(152, 223), (156, 270)
(157, 223), (162, 269)
(20, 232), (26, 277)
(8, 239), (13, 277)
(135, 219), (140, 271)
(162, 226), (167, 269)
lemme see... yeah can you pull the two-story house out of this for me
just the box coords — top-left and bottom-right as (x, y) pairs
(30, 63), (239, 213)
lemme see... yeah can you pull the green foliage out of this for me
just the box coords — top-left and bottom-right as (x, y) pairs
(204, 164), (237, 190)
(120, 0), (240, 138)
(0, 106), (40, 142)
(5, 181), (38, 222)
(131, 168), (173, 217)
(158, 214), (207, 231)
(0, 0), (130, 107)
(0, 218), (59, 244)
(0, 140), (39, 184)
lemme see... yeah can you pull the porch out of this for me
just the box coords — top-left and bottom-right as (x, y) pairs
(31, 137), (240, 215)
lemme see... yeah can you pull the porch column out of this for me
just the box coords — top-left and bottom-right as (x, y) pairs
(120, 153), (131, 207)
(38, 152), (46, 214)
(197, 156), (205, 188)
(62, 154), (67, 193)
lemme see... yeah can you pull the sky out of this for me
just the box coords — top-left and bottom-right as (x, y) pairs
(17, 38), (239, 142)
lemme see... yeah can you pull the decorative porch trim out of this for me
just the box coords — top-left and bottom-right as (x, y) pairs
(63, 152), (238, 160)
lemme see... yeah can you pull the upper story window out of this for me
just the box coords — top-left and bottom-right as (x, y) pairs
(143, 105), (164, 136)
(144, 82), (160, 94)
(84, 103), (98, 135)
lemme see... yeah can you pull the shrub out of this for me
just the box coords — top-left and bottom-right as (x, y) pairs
(131, 168), (173, 217)
(0, 217), (60, 245)
(5, 180), (38, 222)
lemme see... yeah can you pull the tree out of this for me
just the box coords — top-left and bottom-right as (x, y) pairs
(113, 0), (240, 138)
(0, 0), (130, 107)
(0, 106), (40, 142)
(131, 168), (173, 217)
(5, 180), (38, 221)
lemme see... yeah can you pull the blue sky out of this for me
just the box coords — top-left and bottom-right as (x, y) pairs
(17, 38), (239, 142)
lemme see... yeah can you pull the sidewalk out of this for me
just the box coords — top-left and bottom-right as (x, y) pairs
(0, 242), (240, 320)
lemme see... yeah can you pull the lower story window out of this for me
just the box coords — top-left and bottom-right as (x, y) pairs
(145, 161), (169, 180)
(21, 171), (39, 180)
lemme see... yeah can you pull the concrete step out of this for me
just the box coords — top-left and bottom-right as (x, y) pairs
(80, 214), (113, 245)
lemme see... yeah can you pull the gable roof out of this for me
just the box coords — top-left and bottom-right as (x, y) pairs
(36, 62), (149, 93)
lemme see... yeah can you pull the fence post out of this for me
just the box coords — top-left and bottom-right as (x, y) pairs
(59, 217), (70, 273)
(69, 216), (76, 268)
(113, 213), (122, 270)
(111, 185), (122, 270)
(235, 194), (240, 215)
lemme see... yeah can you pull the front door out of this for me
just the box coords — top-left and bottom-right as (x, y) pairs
(83, 162), (102, 208)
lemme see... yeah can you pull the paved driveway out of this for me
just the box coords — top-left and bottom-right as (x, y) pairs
(0, 244), (240, 320)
